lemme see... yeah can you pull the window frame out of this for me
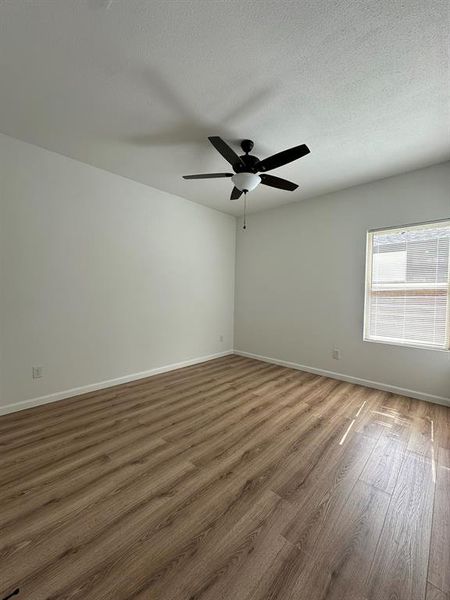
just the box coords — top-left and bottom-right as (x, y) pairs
(363, 218), (450, 352)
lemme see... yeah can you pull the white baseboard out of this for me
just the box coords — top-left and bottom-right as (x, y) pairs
(3, 348), (448, 416)
(234, 350), (450, 408)
(0, 350), (233, 416)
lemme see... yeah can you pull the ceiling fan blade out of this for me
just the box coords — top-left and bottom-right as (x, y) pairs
(183, 173), (233, 179)
(208, 136), (244, 168)
(230, 187), (243, 200)
(256, 144), (310, 172)
(260, 174), (298, 191)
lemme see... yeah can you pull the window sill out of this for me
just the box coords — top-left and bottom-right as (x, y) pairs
(363, 337), (450, 353)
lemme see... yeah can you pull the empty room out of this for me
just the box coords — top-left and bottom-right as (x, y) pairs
(0, 1), (449, 599)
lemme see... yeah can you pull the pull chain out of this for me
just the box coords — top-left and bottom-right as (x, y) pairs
(243, 192), (247, 230)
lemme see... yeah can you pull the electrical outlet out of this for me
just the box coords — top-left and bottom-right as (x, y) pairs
(219, 335), (224, 343)
(332, 348), (341, 360)
(32, 366), (43, 379)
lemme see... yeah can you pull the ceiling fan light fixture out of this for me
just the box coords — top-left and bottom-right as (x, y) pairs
(231, 172), (261, 193)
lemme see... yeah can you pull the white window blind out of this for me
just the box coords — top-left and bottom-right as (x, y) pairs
(364, 220), (450, 350)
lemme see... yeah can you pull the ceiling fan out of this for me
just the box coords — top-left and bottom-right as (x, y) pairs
(183, 137), (310, 200)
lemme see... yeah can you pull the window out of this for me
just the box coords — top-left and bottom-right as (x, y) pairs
(364, 220), (450, 351)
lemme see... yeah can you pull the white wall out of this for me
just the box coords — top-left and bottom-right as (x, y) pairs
(0, 133), (236, 411)
(1, 134), (448, 413)
(235, 162), (450, 403)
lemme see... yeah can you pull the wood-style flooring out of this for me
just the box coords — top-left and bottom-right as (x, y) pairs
(0, 355), (449, 600)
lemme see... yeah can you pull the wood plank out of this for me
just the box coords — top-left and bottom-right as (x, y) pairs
(407, 416), (434, 457)
(365, 451), (435, 600)
(300, 480), (389, 600)
(428, 447), (450, 594)
(282, 432), (376, 551)
(204, 504), (296, 600)
(432, 403), (450, 450)
(132, 491), (295, 600)
(359, 429), (407, 494)
(255, 481), (389, 600)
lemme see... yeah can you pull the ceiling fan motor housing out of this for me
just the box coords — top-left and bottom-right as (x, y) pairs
(233, 153), (260, 173)
(233, 139), (260, 173)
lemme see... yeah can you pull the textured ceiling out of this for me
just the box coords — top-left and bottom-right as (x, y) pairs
(0, 0), (448, 215)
